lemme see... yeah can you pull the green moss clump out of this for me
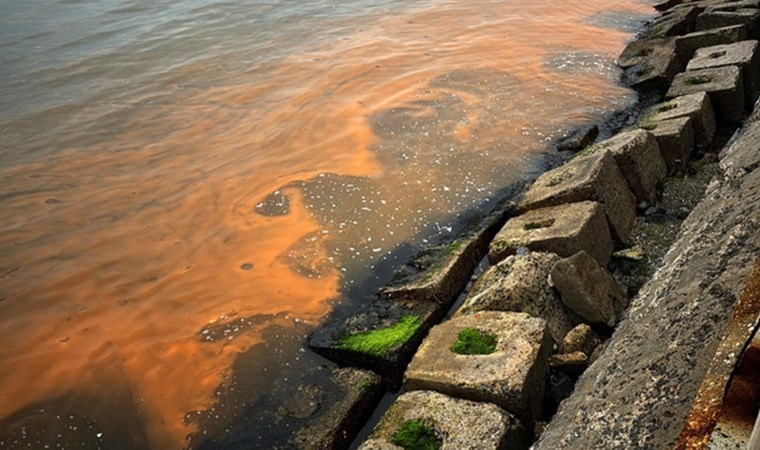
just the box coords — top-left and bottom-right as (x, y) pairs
(684, 76), (710, 86)
(447, 240), (463, 254)
(450, 327), (497, 355)
(391, 419), (442, 450)
(522, 218), (555, 231)
(359, 378), (375, 391)
(337, 315), (421, 357)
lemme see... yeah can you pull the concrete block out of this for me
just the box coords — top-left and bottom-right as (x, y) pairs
(561, 324), (602, 355)
(550, 251), (629, 328)
(696, 9), (760, 39)
(708, 0), (760, 13)
(619, 37), (683, 91)
(489, 201), (613, 267)
(642, 6), (701, 39)
(641, 92), (716, 150)
(581, 129), (667, 204)
(675, 24), (748, 62)
(359, 390), (530, 450)
(667, 65), (745, 123)
(687, 40), (760, 107)
(457, 251), (575, 344)
(404, 311), (551, 423)
(515, 151), (636, 243)
(646, 116), (695, 174)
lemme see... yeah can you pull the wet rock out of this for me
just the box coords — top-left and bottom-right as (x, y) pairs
(404, 311), (551, 423)
(457, 251), (574, 344)
(561, 324), (602, 355)
(619, 37), (683, 92)
(687, 40), (760, 108)
(254, 189), (291, 216)
(641, 92), (716, 151)
(675, 24), (748, 61)
(359, 390), (530, 450)
(489, 201), (613, 267)
(647, 116), (696, 174)
(667, 66), (745, 123)
(556, 125), (599, 152)
(641, 6), (701, 39)
(549, 351), (589, 377)
(515, 151), (636, 243)
(550, 251), (629, 327)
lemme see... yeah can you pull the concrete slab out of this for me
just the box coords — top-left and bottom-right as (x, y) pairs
(515, 151), (636, 242)
(667, 65), (744, 123)
(359, 390), (530, 450)
(580, 129), (667, 204)
(641, 92), (716, 151)
(457, 251), (575, 344)
(696, 9), (760, 39)
(489, 201), (613, 267)
(688, 40), (760, 107)
(404, 311), (551, 423)
(647, 116), (696, 175)
(676, 25), (748, 61)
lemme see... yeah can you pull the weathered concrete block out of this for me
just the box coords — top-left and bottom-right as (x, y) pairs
(641, 92), (716, 150)
(555, 124), (599, 152)
(646, 116), (696, 174)
(708, 1), (760, 14)
(561, 323), (602, 356)
(687, 39), (760, 107)
(696, 9), (760, 39)
(457, 251), (575, 344)
(642, 6), (701, 39)
(549, 351), (589, 377)
(550, 251), (629, 327)
(619, 37), (683, 91)
(515, 151), (636, 243)
(676, 24), (748, 61)
(667, 65), (744, 123)
(359, 390), (530, 450)
(404, 311), (551, 423)
(489, 201), (613, 267)
(581, 129), (667, 204)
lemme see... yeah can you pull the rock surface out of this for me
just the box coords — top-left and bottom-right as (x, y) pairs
(667, 65), (745, 123)
(561, 324), (602, 356)
(647, 116), (695, 174)
(642, 92), (716, 151)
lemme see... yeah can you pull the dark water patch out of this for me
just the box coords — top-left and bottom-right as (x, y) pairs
(585, 10), (655, 33)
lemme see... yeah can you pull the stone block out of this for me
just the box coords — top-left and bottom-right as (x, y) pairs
(641, 92), (716, 150)
(549, 351), (589, 377)
(489, 201), (613, 267)
(708, 1), (760, 13)
(687, 40), (760, 107)
(581, 129), (667, 204)
(515, 151), (636, 242)
(550, 251), (629, 328)
(359, 390), (530, 450)
(619, 37), (683, 91)
(696, 9), (760, 39)
(561, 324), (602, 356)
(676, 24), (748, 67)
(667, 65), (744, 123)
(404, 311), (551, 423)
(642, 6), (701, 39)
(457, 251), (575, 344)
(646, 117), (696, 174)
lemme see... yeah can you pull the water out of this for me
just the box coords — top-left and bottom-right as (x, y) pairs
(0, 0), (653, 447)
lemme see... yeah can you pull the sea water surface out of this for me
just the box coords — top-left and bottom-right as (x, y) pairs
(0, 0), (653, 448)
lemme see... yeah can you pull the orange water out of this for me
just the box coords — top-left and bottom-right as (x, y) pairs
(0, 0), (653, 447)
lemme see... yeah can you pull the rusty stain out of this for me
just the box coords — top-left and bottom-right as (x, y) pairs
(676, 258), (760, 449)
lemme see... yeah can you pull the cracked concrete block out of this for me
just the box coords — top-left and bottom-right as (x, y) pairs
(667, 65), (744, 123)
(696, 9), (760, 39)
(359, 390), (530, 450)
(457, 251), (574, 344)
(641, 92), (716, 150)
(688, 40), (760, 107)
(515, 151), (636, 242)
(550, 251), (629, 328)
(404, 311), (551, 423)
(676, 25), (748, 61)
(645, 116), (695, 175)
(488, 201), (613, 267)
(581, 129), (667, 204)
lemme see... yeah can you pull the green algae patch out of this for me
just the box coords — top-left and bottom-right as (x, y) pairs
(391, 419), (442, 450)
(450, 327), (497, 355)
(523, 218), (555, 231)
(338, 315), (421, 357)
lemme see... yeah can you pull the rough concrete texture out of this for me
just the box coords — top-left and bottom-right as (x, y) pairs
(582, 129), (667, 204)
(550, 251), (629, 327)
(533, 99), (760, 450)
(667, 65), (745, 123)
(516, 151), (636, 243)
(619, 37), (684, 91)
(404, 311), (551, 423)
(696, 9), (760, 39)
(688, 39), (760, 107)
(549, 351), (589, 377)
(642, 6), (700, 39)
(359, 390), (530, 450)
(457, 251), (574, 344)
(643, 92), (716, 150)
(561, 324), (602, 356)
(675, 24), (748, 61)
(488, 201), (613, 267)
(647, 116), (696, 174)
